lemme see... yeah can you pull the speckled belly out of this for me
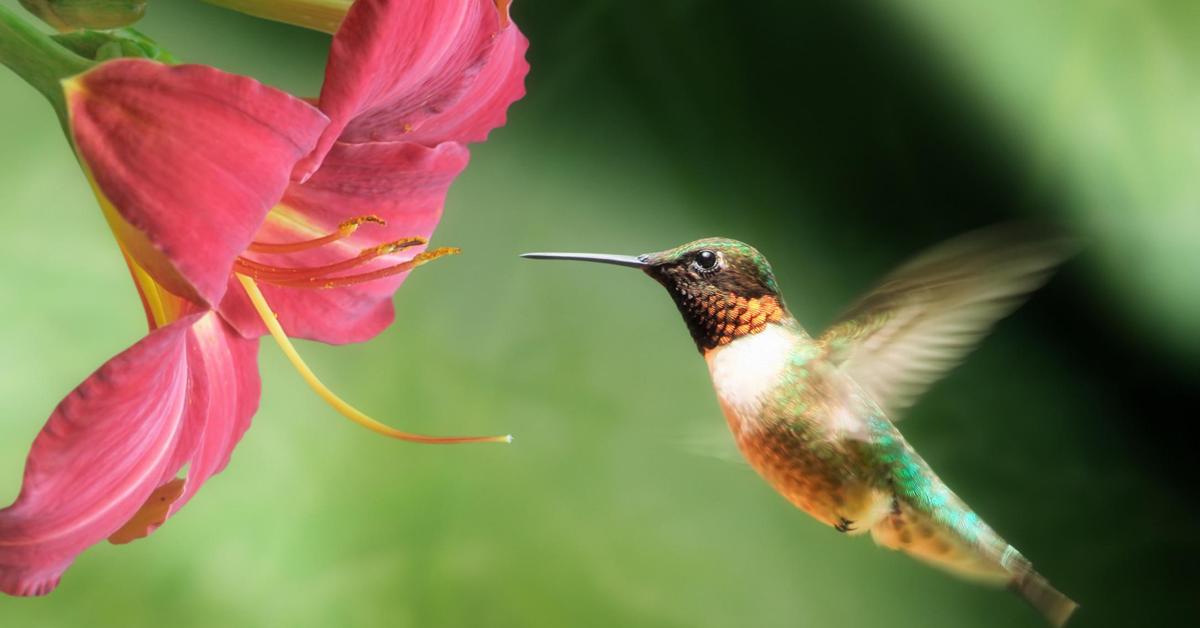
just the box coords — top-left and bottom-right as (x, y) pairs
(732, 423), (882, 532)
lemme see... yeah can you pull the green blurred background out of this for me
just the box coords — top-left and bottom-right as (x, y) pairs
(2, 1), (1198, 626)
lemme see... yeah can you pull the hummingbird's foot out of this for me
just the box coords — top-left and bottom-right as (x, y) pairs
(834, 517), (857, 533)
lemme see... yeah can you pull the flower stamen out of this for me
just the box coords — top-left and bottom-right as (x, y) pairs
(235, 273), (511, 445)
(234, 236), (427, 283)
(263, 246), (460, 290)
(247, 214), (386, 254)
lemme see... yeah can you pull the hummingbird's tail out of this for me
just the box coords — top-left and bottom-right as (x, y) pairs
(872, 491), (1078, 626)
(1011, 569), (1079, 628)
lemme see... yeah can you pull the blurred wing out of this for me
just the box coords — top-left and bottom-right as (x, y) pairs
(819, 224), (1076, 419)
(674, 423), (747, 465)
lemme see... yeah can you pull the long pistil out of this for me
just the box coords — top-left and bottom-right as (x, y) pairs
(236, 273), (511, 445)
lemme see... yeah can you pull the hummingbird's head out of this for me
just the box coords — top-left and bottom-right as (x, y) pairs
(637, 237), (780, 299)
(523, 238), (791, 352)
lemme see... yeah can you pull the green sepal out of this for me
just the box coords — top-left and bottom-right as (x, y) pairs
(52, 28), (177, 64)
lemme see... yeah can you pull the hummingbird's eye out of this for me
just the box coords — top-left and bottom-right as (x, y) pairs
(693, 250), (719, 272)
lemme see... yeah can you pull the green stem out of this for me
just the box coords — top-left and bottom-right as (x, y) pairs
(0, 5), (93, 118)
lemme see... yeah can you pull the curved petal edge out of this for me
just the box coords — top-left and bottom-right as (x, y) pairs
(295, 0), (527, 179)
(0, 312), (260, 596)
(69, 59), (329, 306)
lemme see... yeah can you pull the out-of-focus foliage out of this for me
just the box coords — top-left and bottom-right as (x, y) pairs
(0, 1), (1196, 627)
(881, 0), (1200, 362)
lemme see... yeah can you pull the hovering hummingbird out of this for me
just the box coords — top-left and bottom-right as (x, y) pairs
(524, 225), (1078, 626)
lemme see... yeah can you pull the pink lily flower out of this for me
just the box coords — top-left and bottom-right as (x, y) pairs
(0, 57), (326, 598)
(0, 0), (526, 596)
(222, 0), (529, 344)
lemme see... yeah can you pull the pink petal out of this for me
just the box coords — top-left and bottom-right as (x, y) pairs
(111, 313), (261, 543)
(174, 315), (260, 510)
(295, 0), (528, 180)
(69, 59), (329, 307)
(220, 140), (469, 344)
(0, 313), (260, 596)
(391, 19), (528, 147)
(0, 316), (195, 596)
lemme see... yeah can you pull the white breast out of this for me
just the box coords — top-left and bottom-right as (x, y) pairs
(704, 324), (796, 427)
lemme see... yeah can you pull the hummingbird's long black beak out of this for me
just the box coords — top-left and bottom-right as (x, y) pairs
(520, 252), (648, 268)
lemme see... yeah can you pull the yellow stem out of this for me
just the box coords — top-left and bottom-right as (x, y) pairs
(236, 273), (512, 445)
(202, 0), (351, 34)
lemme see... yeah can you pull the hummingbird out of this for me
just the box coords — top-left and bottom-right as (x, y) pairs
(523, 225), (1078, 626)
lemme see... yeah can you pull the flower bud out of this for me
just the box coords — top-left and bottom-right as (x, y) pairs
(19, 0), (146, 32)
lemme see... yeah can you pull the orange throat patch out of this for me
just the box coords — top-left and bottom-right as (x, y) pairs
(674, 291), (786, 351)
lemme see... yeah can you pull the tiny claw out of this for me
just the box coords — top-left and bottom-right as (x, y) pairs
(834, 517), (856, 533)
